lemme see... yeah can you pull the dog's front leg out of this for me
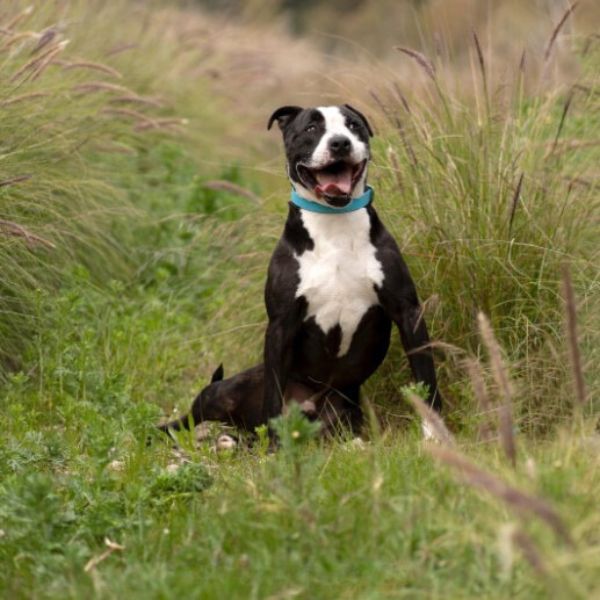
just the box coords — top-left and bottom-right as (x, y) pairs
(378, 254), (442, 413)
(262, 306), (302, 424)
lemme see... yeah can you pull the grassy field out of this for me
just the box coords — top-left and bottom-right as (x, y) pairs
(1, 1), (599, 598)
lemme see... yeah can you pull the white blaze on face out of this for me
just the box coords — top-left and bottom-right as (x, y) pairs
(311, 106), (368, 168)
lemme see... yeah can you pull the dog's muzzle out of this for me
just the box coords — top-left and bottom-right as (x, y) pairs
(297, 158), (367, 205)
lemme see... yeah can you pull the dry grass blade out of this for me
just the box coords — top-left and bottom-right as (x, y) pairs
(393, 115), (418, 170)
(512, 528), (550, 577)
(497, 404), (516, 466)
(423, 339), (465, 356)
(0, 174), (32, 187)
(0, 219), (56, 249)
(10, 46), (57, 83)
(544, 2), (578, 61)
(561, 264), (587, 406)
(105, 42), (138, 57)
(0, 31), (36, 51)
(549, 139), (600, 154)
(392, 82), (411, 113)
(0, 92), (50, 106)
(84, 538), (125, 573)
(100, 107), (156, 127)
(428, 446), (573, 545)
(4, 6), (33, 31)
(405, 391), (455, 445)
(10, 41), (68, 82)
(202, 180), (262, 205)
(29, 43), (69, 81)
(463, 358), (494, 441)
(369, 91), (391, 123)
(72, 81), (133, 95)
(0, 31), (37, 51)
(472, 31), (486, 86)
(477, 312), (517, 467)
(386, 146), (403, 190)
(519, 49), (527, 72)
(134, 117), (188, 132)
(62, 60), (123, 79)
(549, 90), (574, 156)
(508, 172), (524, 235)
(31, 28), (57, 55)
(109, 95), (164, 108)
(394, 47), (436, 81)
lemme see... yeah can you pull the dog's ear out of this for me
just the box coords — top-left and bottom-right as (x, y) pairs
(343, 104), (374, 137)
(210, 364), (224, 383)
(268, 105), (303, 132)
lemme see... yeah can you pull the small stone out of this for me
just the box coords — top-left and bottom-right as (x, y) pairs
(216, 434), (237, 451)
(165, 463), (180, 474)
(108, 460), (125, 472)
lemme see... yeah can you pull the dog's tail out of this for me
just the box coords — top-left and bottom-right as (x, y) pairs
(157, 413), (193, 436)
(156, 363), (225, 440)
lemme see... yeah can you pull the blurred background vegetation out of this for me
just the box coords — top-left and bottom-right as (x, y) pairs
(1, 1), (599, 597)
(194, 0), (600, 55)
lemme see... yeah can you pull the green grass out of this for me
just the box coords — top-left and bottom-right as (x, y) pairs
(1, 2), (599, 598)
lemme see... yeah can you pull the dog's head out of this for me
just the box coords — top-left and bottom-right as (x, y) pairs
(268, 104), (373, 208)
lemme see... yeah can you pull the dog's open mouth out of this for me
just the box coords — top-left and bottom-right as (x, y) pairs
(297, 159), (367, 206)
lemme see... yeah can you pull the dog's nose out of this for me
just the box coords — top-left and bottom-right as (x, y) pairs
(329, 135), (352, 156)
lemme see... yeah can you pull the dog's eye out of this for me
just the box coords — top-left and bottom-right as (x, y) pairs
(305, 124), (316, 133)
(348, 121), (359, 130)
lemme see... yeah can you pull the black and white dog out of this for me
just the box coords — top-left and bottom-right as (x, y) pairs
(263, 104), (443, 436)
(159, 104), (443, 441)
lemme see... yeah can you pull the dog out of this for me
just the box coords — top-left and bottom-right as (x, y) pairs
(262, 104), (443, 436)
(158, 363), (359, 438)
(159, 103), (443, 441)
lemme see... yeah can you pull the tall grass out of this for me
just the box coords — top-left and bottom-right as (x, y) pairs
(0, 4), (142, 371)
(0, 1), (231, 376)
(371, 35), (598, 428)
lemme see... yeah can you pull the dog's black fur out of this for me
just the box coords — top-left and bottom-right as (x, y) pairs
(158, 364), (360, 438)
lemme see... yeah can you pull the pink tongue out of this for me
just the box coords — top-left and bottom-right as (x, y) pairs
(315, 170), (353, 196)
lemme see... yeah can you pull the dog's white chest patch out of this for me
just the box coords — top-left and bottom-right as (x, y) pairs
(295, 208), (384, 357)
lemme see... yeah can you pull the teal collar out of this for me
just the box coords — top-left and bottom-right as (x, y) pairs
(290, 185), (373, 214)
